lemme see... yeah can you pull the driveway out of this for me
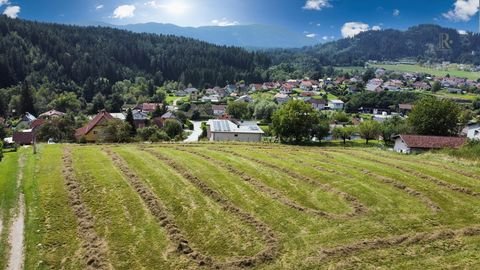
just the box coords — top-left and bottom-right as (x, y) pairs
(184, 121), (203, 142)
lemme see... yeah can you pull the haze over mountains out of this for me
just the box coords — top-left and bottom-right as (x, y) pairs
(94, 22), (319, 48)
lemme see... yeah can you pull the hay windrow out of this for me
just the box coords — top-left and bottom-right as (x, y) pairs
(308, 226), (480, 263)
(62, 148), (111, 270)
(274, 150), (442, 213)
(208, 147), (368, 219)
(175, 147), (335, 218)
(141, 147), (280, 269)
(328, 149), (480, 198)
(102, 148), (215, 268)
(367, 150), (480, 183)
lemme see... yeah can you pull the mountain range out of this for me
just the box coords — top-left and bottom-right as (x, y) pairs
(93, 22), (319, 49)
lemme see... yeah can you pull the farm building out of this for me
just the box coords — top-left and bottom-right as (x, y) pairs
(207, 120), (264, 142)
(393, 135), (466, 154)
(75, 110), (114, 142)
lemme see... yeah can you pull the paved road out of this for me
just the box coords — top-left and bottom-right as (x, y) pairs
(184, 121), (203, 142)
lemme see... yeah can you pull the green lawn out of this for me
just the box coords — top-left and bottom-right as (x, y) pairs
(1, 143), (480, 269)
(166, 95), (190, 105)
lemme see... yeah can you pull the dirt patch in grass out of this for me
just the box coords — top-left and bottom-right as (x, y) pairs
(209, 148), (368, 219)
(102, 148), (214, 268)
(62, 148), (111, 270)
(309, 226), (480, 263)
(330, 149), (480, 198)
(142, 147), (280, 269)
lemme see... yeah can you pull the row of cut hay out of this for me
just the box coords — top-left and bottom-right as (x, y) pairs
(208, 147), (368, 219)
(102, 148), (214, 267)
(260, 148), (441, 213)
(327, 149), (480, 198)
(175, 147), (335, 218)
(62, 148), (111, 270)
(142, 147), (280, 269)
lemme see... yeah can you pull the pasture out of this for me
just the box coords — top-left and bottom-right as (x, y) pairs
(1, 143), (480, 269)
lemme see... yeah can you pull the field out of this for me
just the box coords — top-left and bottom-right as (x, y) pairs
(1, 143), (480, 269)
(371, 64), (480, 80)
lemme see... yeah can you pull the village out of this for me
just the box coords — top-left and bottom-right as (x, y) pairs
(1, 66), (479, 156)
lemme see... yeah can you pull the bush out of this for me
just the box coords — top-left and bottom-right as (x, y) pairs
(164, 120), (184, 139)
(444, 140), (480, 161)
(137, 126), (169, 142)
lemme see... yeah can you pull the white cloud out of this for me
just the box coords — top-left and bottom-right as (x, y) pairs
(322, 36), (335, 41)
(443, 0), (479, 21)
(303, 0), (331, 11)
(341, 22), (370, 38)
(0, 0), (9, 7)
(316, 23), (321, 27)
(211, 18), (239, 26)
(458, 29), (468, 35)
(393, 9), (400, 16)
(306, 33), (317, 38)
(372, 25), (382, 31)
(96, 4), (104, 10)
(3, 5), (20, 18)
(112, 5), (136, 19)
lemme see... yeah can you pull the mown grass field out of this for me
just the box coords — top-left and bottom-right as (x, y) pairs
(1, 143), (480, 269)
(371, 64), (480, 80)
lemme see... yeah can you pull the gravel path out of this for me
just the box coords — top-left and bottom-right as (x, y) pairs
(6, 156), (25, 270)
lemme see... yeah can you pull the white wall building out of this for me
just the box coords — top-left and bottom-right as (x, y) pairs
(328, 100), (345, 110)
(207, 120), (264, 142)
(467, 123), (480, 140)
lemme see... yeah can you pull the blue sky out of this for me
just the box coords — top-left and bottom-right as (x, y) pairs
(2, 0), (480, 41)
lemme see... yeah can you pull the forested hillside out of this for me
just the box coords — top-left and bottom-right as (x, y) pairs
(267, 25), (480, 76)
(0, 16), (270, 96)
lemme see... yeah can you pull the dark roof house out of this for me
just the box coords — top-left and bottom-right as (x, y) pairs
(394, 135), (466, 153)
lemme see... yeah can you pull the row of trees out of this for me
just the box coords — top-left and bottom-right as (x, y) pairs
(270, 96), (464, 144)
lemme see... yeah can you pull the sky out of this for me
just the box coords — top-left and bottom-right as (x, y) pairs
(2, 0), (480, 42)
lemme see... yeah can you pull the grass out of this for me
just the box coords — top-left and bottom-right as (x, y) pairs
(0, 150), (19, 269)
(2, 143), (480, 269)
(372, 64), (480, 80)
(166, 95), (189, 105)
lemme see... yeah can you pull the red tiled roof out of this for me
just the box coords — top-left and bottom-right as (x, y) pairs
(75, 111), (113, 138)
(30, 119), (46, 130)
(398, 135), (466, 149)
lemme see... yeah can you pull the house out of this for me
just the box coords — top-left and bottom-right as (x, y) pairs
(207, 120), (264, 142)
(16, 112), (37, 128)
(212, 105), (227, 116)
(280, 84), (294, 94)
(132, 110), (149, 129)
(466, 123), (480, 140)
(328, 100), (345, 110)
(366, 79), (384, 92)
(412, 81), (431, 90)
(274, 93), (290, 104)
(300, 80), (313, 91)
(307, 98), (327, 111)
(201, 95), (220, 103)
(393, 135), (466, 154)
(235, 95), (253, 103)
(38, 109), (66, 119)
(185, 88), (199, 101)
(250, 84), (263, 92)
(135, 103), (163, 113)
(75, 110), (114, 142)
(153, 112), (179, 128)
